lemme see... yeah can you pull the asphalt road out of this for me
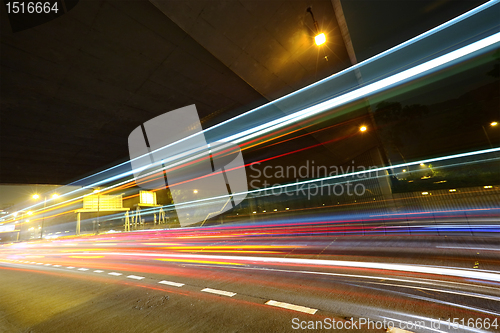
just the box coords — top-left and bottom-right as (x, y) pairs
(1, 228), (499, 333)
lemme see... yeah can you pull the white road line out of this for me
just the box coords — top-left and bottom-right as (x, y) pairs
(126, 275), (145, 280)
(44, 264), (52, 266)
(108, 272), (122, 276)
(77, 268), (89, 271)
(53, 265), (61, 267)
(265, 300), (317, 314)
(201, 288), (236, 297)
(67, 266), (75, 269)
(36, 263), (43, 265)
(158, 280), (184, 287)
(94, 270), (104, 273)
(436, 246), (500, 251)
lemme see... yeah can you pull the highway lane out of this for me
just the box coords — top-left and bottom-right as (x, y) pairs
(1, 229), (499, 333)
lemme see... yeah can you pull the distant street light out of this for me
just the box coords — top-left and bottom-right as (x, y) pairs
(359, 125), (367, 132)
(32, 193), (59, 239)
(482, 121), (498, 148)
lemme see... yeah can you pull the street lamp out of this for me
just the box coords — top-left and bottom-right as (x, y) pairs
(359, 125), (367, 132)
(482, 121), (498, 148)
(307, 7), (328, 61)
(32, 193), (59, 239)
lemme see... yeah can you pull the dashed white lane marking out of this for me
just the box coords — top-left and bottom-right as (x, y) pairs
(265, 300), (317, 314)
(201, 288), (236, 297)
(126, 275), (145, 280)
(158, 280), (184, 287)
(53, 265), (61, 267)
(36, 263), (43, 265)
(67, 266), (75, 269)
(77, 268), (89, 271)
(44, 264), (52, 266)
(94, 270), (104, 273)
(108, 272), (122, 276)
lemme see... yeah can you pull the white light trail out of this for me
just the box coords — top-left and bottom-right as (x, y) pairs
(63, 252), (500, 283)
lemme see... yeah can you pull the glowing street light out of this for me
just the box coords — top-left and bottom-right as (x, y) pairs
(307, 7), (327, 54)
(482, 121), (498, 148)
(359, 126), (367, 132)
(27, 211), (33, 215)
(314, 33), (326, 46)
(193, 189), (198, 194)
(32, 193), (60, 239)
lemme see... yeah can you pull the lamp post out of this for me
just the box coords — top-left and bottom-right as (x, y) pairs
(482, 121), (498, 148)
(307, 7), (328, 60)
(33, 193), (59, 239)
